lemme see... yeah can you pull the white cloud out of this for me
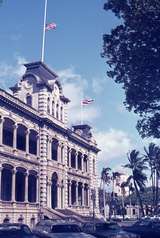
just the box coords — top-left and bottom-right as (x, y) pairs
(95, 128), (133, 162)
(92, 77), (106, 94)
(57, 67), (100, 124)
(0, 56), (26, 89)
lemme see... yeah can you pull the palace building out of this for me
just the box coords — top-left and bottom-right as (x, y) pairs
(0, 61), (100, 226)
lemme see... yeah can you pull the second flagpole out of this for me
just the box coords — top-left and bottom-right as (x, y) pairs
(41, 0), (48, 62)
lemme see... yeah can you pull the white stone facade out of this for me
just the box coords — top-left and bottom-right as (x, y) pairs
(0, 62), (100, 227)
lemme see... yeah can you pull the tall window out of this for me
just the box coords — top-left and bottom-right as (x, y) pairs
(26, 94), (32, 106)
(60, 106), (63, 121)
(28, 173), (37, 203)
(1, 167), (12, 201)
(15, 169), (25, 202)
(51, 139), (58, 161)
(3, 118), (14, 147)
(29, 130), (37, 155)
(47, 97), (50, 114)
(16, 124), (27, 151)
(52, 100), (55, 117)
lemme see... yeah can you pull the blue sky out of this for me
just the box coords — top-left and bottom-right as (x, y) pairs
(0, 0), (155, 175)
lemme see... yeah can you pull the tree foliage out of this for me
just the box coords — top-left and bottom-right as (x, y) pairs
(102, 0), (160, 138)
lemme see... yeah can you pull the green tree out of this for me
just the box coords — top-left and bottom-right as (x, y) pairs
(101, 167), (111, 219)
(124, 149), (147, 217)
(144, 143), (160, 213)
(102, 0), (160, 138)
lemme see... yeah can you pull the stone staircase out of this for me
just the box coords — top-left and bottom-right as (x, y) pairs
(41, 207), (103, 224)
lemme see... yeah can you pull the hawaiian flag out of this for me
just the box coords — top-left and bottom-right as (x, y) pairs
(45, 22), (56, 31)
(81, 98), (94, 105)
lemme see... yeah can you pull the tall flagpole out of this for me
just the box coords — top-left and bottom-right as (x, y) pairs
(41, 0), (48, 62)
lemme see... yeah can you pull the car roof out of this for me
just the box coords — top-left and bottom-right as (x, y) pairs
(0, 223), (26, 227)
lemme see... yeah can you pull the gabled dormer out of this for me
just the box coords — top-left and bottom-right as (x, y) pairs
(10, 61), (70, 125)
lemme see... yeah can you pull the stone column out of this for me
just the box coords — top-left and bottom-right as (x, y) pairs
(68, 180), (72, 206)
(57, 183), (61, 208)
(25, 172), (29, 203)
(68, 148), (71, 168)
(75, 152), (78, 170)
(26, 129), (30, 154)
(81, 155), (84, 172)
(47, 179), (52, 208)
(0, 117), (4, 146)
(47, 138), (52, 160)
(75, 181), (78, 206)
(13, 124), (17, 149)
(87, 186), (89, 207)
(0, 166), (2, 200)
(57, 142), (61, 163)
(12, 169), (16, 202)
(82, 184), (84, 207)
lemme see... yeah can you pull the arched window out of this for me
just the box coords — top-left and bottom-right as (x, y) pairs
(84, 155), (88, 173)
(28, 173), (37, 203)
(3, 118), (14, 147)
(1, 167), (12, 201)
(71, 149), (76, 168)
(78, 152), (82, 170)
(47, 97), (50, 114)
(51, 172), (58, 209)
(15, 168), (25, 202)
(52, 100), (55, 117)
(29, 130), (38, 155)
(60, 106), (63, 121)
(56, 103), (59, 119)
(51, 139), (58, 161)
(16, 124), (27, 151)
(26, 94), (32, 106)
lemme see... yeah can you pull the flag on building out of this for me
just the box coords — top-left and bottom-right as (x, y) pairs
(45, 22), (56, 31)
(81, 98), (94, 105)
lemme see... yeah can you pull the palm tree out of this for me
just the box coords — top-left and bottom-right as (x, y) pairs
(111, 171), (121, 217)
(124, 149), (147, 217)
(101, 167), (111, 220)
(144, 143), (157, 212)
(144, 143), (160, 213)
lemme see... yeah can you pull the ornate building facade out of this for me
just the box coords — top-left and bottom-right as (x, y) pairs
(0, 62), (100, 226)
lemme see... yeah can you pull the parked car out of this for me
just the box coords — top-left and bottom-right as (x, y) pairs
(123, 218), (160, 238)
(33, 220), (96, 238)
(83, 222), (140, 238)
(0, 223), (38, 238)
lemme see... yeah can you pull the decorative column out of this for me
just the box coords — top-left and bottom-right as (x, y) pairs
(26, 129), (30, 154)
(68, 180), (72, 206)
(25, 172), (29, 203)
(82, 183), (84, 207)
(75, 181), (78, 206)
(68, 148), (71, 168)
(0, 166), (2, 200)
(12, 168), (16, 202)
(0, 117), (3, 146)
(47, 137), (52, 160)
(57, 142), (61, 163)
(57, 183), (61, 208)
(47, 179), (52, 208)
(81, 155), (84, 172)
(13, 124), (17, 149)
(75, 152), (78, 170)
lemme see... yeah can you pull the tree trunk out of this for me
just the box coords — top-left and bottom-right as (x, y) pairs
(155, 170), (159, 214)
(134, 180), (145, 217)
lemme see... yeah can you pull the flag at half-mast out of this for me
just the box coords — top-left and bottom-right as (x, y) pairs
(45, 22), (56, 31)
(81, 98), (94, 105)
